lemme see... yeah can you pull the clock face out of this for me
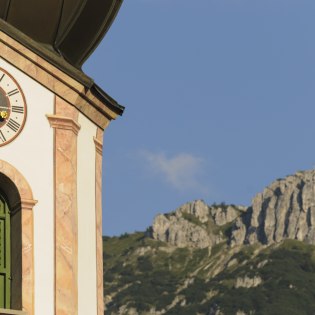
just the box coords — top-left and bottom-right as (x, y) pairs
(0, 68), (27, 147)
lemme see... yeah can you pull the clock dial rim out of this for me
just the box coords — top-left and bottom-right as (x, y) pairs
(0, 68), (27, 147)
(0, 86), (10, 129)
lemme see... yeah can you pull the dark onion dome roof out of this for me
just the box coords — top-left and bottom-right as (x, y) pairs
(0, 0), (124, 116)
(0, 0), (123, 68)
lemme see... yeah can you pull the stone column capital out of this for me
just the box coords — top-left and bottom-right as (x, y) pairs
(93, 137), (103, 155)
(46, 115), (81, 135)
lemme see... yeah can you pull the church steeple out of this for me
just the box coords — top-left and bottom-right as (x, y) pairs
(0, 1), (124, 314)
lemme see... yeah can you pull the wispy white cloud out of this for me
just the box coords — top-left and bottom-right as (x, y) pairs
(140, 150), (208, 193)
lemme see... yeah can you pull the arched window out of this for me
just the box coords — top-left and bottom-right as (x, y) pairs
(0, 160), (36, 315)
(0, 172), (23, 311)
(0, 192), (11, 309)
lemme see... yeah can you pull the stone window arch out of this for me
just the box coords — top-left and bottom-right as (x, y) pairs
(0, 160), (36, 315)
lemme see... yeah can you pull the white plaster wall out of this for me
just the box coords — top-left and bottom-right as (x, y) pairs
(77, 113), (97, 315)
(0, 59), (55, 315)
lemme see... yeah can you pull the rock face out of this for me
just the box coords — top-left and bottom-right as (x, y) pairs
(211, 205), (244, 226)
(152, 211), (212, 248)
(152, 200), (214, 248)
(151, 200), (244, 248)
(235, 276), (262, 288)
(175, 199), (210, 223)
(231, 170), (315, 246)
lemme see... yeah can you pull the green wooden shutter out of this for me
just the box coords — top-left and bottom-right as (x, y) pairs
(0, 195), (11, 309)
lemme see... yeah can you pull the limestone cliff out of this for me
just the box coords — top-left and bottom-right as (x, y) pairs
(231, 170), (315, 246)
(152, 170), (315, 248)
(151, 200), (245, 249)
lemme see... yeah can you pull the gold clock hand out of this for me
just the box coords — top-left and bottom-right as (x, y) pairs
(0, 111), (8, 119)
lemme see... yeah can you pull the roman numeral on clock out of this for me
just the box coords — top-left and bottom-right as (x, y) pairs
(7, 119), (20, 132)
(0, 130), (6, 142)
(7, 89), (19, 97)
(0, 70), (27, 147)
(11, 106), (24, 114)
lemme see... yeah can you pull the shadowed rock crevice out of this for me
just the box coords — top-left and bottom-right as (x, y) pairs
(283, 193), (294, 239)
(257, 197), (271, 244)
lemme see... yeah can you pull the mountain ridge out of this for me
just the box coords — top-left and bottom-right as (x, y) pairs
(104, 169), (315, 315)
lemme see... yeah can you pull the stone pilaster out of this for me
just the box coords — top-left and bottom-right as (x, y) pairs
(94, 128), (103, 315)
(20, 199), (36, 315)
(47, 97), (80, 315)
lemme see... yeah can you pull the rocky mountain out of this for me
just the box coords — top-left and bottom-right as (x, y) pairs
(232, 170), (315, 246)
(104, 169), (315, 315)
(151, 200), (245, 249)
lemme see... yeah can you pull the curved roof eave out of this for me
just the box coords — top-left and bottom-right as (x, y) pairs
(56, 0), (124, 68)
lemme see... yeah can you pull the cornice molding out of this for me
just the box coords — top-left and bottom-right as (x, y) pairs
(94, 137), (103, 155)
(0, 31), (117, 129)
(21, 199), (38, 211)
(11, 199), (38, 214)
(46, 115), (81, 135)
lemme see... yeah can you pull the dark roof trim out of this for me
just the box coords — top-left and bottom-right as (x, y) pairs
(91, 84), (125, 114)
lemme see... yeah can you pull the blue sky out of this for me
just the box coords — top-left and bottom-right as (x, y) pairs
(84, 0), (315, 236)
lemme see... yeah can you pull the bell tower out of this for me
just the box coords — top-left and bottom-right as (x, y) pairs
(0, 1), (124, 315)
